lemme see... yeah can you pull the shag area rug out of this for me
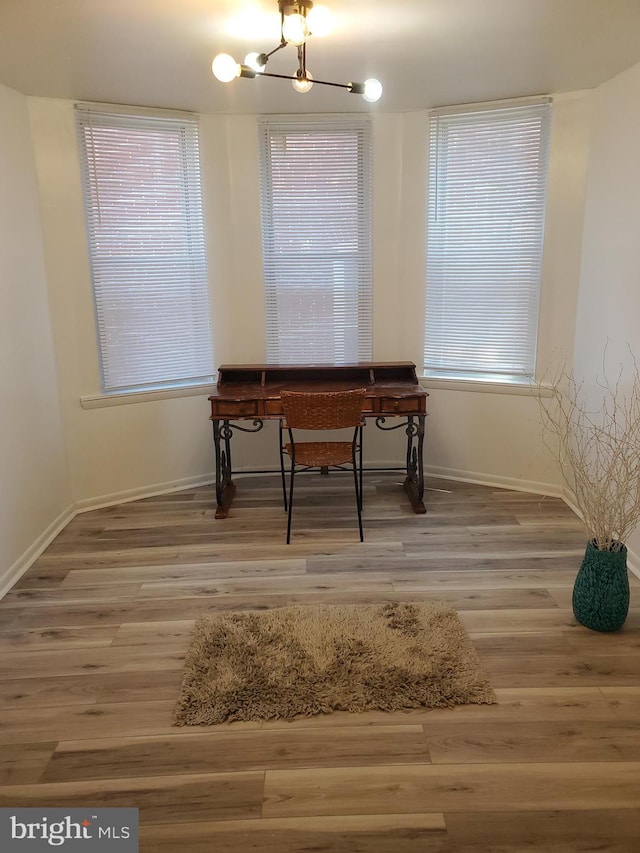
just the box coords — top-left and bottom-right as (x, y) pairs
(174, 601), (496, 725)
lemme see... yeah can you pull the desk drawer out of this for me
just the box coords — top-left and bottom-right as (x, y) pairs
(264, 400), (283, 416)
(379, 396), (423, 414)
(213, 400), (260, 417)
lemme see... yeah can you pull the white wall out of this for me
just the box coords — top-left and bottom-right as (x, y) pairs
(27, 93), (591, 508)
(0, 84), (71, 592)
(574, 60), (640, 558)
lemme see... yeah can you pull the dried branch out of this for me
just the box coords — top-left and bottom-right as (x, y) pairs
(537, 359), (640, 551)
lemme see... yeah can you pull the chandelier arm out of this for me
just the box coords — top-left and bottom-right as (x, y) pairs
(297, 43), (307, 77)
(254, 70), (358, 91)
(264, 42), (287, 60)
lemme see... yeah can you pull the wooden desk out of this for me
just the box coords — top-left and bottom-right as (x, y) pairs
(208, 362), (429, 519)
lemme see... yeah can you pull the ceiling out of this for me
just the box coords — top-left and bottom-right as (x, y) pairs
(1, 0), (640, 115)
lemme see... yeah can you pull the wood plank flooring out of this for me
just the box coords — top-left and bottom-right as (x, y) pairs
(2, 472), (640, 852)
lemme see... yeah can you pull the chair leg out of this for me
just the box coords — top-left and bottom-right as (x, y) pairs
(353, 447), (364, 542)
(286, 463), (296, 544)
(279, 420), (287, 511)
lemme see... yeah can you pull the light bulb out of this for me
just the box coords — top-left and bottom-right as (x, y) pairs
(292, 70), (313, 94)
(211, 54), (241, 83)
(244, 52), (266, 72)
(362, 78), (382, 103)
(282, 12), (309, 46)
(306, 5), (332, 37)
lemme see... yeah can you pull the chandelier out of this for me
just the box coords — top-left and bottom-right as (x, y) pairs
(211, 0), (382, 102)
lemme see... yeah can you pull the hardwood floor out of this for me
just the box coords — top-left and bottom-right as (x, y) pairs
(2, 472), (640, 852)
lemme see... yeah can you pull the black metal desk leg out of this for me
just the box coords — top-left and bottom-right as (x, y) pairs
(374, 414), (426, 514)
(212, 418), (265, 519)
(212, 419), (236, 519)
(403, 414), (426, 514)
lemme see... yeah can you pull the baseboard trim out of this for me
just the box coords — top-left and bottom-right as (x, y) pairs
(0, 476), (217, 600)
(0, 506), (76, 600)
(73, 473), (217, 514)
(75, 464), (564, 502)
(4, 466), (638, 598)
(423, 464), (564, 499)
(227, 463), (566, 500)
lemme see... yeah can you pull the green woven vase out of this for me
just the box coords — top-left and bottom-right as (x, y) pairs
(572, 540), (630, 632)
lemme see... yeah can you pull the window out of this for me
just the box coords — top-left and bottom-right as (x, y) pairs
(424, 99), (551, 382)
(75, 106), (214, 394)
(258, 117), (373, 364)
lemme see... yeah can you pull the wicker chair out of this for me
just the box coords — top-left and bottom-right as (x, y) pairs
(279, 388), (366, 544)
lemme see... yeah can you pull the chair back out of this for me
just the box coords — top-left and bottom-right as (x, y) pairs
(281, 388), (367, 431)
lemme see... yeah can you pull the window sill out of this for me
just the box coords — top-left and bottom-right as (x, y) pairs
(80, 381), (216, 410)
(420, 375), (552, 397)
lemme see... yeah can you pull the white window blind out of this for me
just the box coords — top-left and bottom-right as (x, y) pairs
(259, 117), (373, 364)
(75, 106), (214, 393)
(424, 100), (551, 381)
